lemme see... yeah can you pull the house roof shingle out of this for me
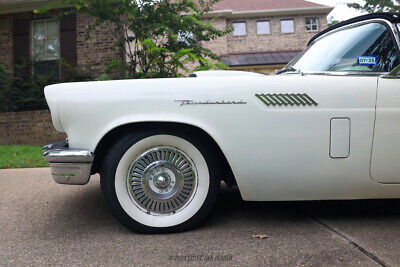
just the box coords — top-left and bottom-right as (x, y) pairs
(0, 0), (333, 16)
(0, 0), (26, 3)
(0, 0), (333, 10)
(0, 0), (48, 6)
(0, 0), (51, 14)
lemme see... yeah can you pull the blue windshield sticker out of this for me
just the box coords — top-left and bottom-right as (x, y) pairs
(358, 56), (378, 66)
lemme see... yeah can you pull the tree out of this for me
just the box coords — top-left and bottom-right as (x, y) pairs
(347, 0), (400, 13)
(38, 0), (231, 79)
(328, 16), (340, 28)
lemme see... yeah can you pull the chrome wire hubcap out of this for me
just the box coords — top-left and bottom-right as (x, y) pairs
(127, 147), (197, 215)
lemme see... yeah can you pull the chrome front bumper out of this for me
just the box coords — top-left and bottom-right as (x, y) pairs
(43, 141), (94, 185)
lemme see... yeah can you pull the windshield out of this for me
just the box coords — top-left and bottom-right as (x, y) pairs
(286, 22), (400, 73)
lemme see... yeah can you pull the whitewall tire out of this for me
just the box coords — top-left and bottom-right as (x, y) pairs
(100, 129), (220, 233)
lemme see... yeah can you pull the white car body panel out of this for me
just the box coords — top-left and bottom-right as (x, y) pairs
(371, 78), (400, 183)
(45, 72), (400, 201)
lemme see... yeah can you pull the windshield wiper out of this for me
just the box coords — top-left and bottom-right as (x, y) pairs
(276, 66), (303, 75)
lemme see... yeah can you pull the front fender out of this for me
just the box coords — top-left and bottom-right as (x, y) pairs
(94, 114), (225, 153)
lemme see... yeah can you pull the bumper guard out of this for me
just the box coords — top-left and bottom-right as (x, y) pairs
(43, 141), (94, 185)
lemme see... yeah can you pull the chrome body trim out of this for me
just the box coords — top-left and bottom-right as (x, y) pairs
(42, 140), (68, 152)
(174, 99), (247, 106)
(382, 75), (400, 79)
(43, 148), (94, 163)
(302, 71), (387, 77)
(43, 141), (94, 185)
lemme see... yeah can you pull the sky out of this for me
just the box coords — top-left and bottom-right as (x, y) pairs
(307, 0), (366, 21)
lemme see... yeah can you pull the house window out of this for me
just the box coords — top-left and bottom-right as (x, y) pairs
(306, 18), (319, 32)
(257, 21), (270, 35)
(233, 22), (246, 36)
(281, 19), (294, 33)
(31, 19), (60, 77)
(178, 31), (193, 45)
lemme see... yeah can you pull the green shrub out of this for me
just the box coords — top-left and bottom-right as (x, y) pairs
(1, 60), (56, 111)
(0, 64), (9, 112)
(60, 59), (94, 83)
(95, 73), (112, 81)
(0, 60), (94, 112)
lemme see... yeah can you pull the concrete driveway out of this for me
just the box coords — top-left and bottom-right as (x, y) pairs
(1, 168), (400, 266)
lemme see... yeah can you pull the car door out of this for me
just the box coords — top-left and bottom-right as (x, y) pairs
(371, 71), (400, 183)
(237, 74), (378, 201)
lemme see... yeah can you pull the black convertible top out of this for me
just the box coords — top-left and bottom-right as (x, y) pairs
(308, 12), (400, 46)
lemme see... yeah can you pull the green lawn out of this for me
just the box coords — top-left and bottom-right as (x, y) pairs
(0, 145), (49, 169)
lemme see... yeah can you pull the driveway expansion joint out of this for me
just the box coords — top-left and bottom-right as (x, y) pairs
(305, 211), (388, 267)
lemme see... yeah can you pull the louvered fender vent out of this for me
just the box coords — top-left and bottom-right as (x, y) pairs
(255, 93), (318, 107)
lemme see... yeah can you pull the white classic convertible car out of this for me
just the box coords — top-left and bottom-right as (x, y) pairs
(43, 13), (400, 233)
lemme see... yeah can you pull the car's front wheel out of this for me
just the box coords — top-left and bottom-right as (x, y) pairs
(100, 129), (220, 233)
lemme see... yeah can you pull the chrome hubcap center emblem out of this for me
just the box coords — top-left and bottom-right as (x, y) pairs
(154, 173), (171, 189)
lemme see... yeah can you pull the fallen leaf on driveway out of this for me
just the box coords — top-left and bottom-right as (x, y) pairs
(252, 234), (268, 239)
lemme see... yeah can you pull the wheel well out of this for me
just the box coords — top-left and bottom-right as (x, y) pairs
(91, 122), (237, 187)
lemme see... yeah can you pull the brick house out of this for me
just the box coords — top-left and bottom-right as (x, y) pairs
(205, 0), (333, 73)
(0, 0), (332, 78)
(0, 0), (123, 79)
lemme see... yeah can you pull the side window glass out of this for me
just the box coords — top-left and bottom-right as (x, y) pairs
(364, 29), (399, 72)
(292, 23), (400, 73)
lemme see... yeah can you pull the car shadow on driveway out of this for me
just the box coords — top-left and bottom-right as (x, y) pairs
(44, 178), (400, 236)
(213, 183), (400, 221)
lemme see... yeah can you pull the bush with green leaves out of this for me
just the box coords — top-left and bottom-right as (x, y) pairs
(60, 59), (95, 82)
(0, 61), (94, 112)
(0, 64), (9, 112)
(1, 61), (57, 111)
